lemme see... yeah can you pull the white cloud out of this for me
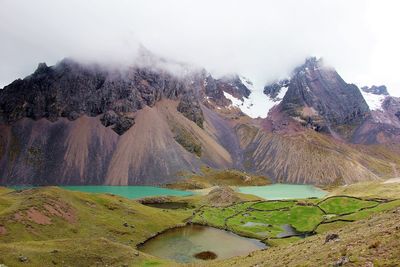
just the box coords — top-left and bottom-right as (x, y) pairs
(0, 0), (399, 96)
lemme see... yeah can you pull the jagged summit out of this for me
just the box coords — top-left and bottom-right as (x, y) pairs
(294, 56), (324, 72)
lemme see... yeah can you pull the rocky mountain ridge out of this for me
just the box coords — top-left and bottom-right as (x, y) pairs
(1, 55), (400, 185)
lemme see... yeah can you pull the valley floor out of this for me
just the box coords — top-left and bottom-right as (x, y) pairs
(0, 182), (399, 266)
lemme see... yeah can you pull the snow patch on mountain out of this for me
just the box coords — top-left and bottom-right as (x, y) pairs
(222, 77), (288, 118)
(360, 90), (386, 111)
(276, 86), (288, 100)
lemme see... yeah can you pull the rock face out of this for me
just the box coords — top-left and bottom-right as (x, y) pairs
(177, 92), (204, 128)
(0, 56), (400, 185)
(266, 58), (370, 138)
(263, 79), (289, 99)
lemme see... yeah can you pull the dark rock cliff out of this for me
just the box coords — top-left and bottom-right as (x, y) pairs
(0, 59), (196, 135)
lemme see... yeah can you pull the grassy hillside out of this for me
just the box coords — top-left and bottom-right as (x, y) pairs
(0, 187), (191, 266)
(328, 181), (400, 199)
(0, 238), (177, 267)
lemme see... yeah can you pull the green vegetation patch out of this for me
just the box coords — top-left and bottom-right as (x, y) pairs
(191, 194), (398, 241)
(228, 206), (324, 238)
(192, 202), (256, 228)
(172, 126), (201, 157)
(337, 199), (400, 221)
(318, 196), (379, 215)
(251, 201), (295, 211)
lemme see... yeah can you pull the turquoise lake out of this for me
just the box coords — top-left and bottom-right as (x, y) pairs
(10, 186), (193, 199)
(10, 184), (326, 200)
(238, 184), (326, 200)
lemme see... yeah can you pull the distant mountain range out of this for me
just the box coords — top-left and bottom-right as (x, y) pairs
(1, 52), (400, 185)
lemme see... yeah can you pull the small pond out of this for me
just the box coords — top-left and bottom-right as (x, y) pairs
(9, 186), (193, 199)
(138, 224), (266, 263)
(276, 224), (312, 238)
(238, 184), (326, 200)
(143, 202), (190, 209)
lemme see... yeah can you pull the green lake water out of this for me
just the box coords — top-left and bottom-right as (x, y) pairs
(138, 224), (266, 263)
(238, 184), (326, 200)
(10, 186), (192, 199)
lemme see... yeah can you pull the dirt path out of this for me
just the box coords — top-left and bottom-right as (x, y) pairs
(383, 177), (400, 184)
(390, 162), (399, 176)
(382, 163), (400, 184)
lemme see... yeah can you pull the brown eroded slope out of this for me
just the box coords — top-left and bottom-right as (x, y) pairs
(106, 100), (232, 185)
(0, 116), (118, 185)
(235, 123), (398, 185)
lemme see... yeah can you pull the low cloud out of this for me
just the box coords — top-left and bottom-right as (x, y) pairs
(0, 0), (399, 95)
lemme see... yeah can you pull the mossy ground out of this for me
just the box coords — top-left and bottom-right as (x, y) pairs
(191, 195), (400, 241)
(206, 207), (400, 267)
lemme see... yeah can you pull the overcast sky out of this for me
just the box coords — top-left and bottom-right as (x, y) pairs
(1, 0), (399, 95)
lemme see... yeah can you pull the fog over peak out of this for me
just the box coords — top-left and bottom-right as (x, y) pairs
(1, 0), (399, 96)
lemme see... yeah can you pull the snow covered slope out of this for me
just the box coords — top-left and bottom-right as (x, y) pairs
(360, 90), (386, 111)
(222, 77), (288, 118)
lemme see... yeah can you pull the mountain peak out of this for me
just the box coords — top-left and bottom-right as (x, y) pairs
(361, 85), (389, 96)
(265, 56), (370, 138)
(294, 57), (324, 72)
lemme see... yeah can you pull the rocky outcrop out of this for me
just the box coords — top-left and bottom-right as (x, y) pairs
(361, 85), (389, 95)
(216, 75), (251, 100)
(205, 186), (240, 207)
(203, 74), (251, 108)
(100, 111), (135, 135)
(177, 92), (204, 128)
